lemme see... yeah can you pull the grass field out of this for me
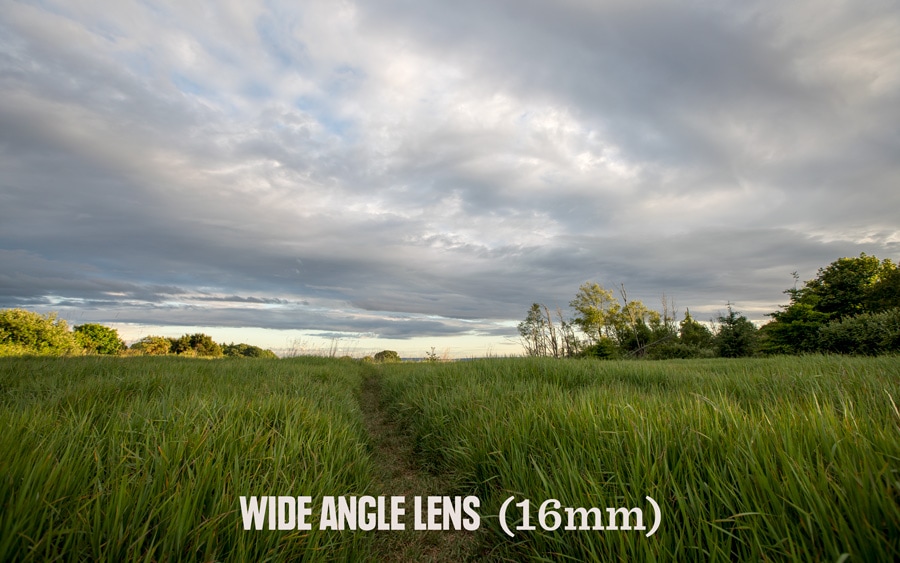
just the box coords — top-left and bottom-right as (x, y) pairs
(0, 356), (377, 562)
(1, 355), (898, 561)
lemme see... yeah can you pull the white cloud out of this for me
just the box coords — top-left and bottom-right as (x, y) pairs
(1, 0), (898, 354)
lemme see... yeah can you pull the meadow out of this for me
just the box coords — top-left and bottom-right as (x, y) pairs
(382, 356), (900, 561)
(0, 356), (377, 562)
(1, 355), (898, 561)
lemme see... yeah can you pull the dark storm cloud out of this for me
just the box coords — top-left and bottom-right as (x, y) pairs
(1, 0), (898, 349)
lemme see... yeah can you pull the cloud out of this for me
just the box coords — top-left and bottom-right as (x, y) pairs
(1, 0), (898, 352)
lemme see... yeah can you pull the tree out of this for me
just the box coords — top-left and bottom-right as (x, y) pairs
(130, 336), (171, 355)
(867, 261), (900, 312)
(714, 305), (757, 358)
(373, 350), (401, 363)
(518, 303), (549, 357)
(518, 303), (567, 358)
(801, 253), (894, 319)
(569, 282), (620, 343)
(556, 308), (581, 358)
(0, 309), (81, 356)
(759, 302), (829, 354)
(171, 333), (222, 357)
(74, 324), (125, 355)
(679, 310), (713, 348)
(761, 255), (899, 355)
(610, 286), (661, 354)
(223, 342), (277, 358)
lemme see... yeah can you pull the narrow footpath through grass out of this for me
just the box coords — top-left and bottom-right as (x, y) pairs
(359, 368), (488, 562)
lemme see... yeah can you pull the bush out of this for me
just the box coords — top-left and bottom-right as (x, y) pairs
(130, 336), (171, 356)
(171, 333), (222, 357)
(0, 309), (81, 356)
(714, 306), (758, 357)
(819, 308), (900, 355)
(578, 338), (620, 359)
(223, 343), (278, 359)
(373, 350), (401, 363)
(74, 324), (126, 355)
(645, 341), (716, 360)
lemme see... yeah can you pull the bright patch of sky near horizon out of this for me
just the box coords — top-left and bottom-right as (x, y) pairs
(1, 0), (898, 356)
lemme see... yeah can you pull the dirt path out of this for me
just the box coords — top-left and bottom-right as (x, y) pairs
(358, 370), (487, 562)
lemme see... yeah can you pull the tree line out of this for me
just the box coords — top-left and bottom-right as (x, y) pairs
(0, 310), (276, 358)
(519, 253), (900, 359)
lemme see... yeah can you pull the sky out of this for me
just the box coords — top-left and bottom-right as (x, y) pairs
(1, 0), (899, 357)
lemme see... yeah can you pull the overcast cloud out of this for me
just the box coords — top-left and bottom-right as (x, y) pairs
(1, 0), (898, 355)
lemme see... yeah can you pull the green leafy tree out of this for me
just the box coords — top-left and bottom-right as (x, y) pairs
(172, 333), (222, 357)
(801, 253), (895, 319)
(714, 305), (758, 358)
(818, 308), (900, 355)
(373, 350), (401, 363)
(579, 337), (621, 359)
(518, 303), (547, 357)
(679, 310), (713, 348)
(569, 282), (619, 343)
(130, 336), (171, 355)
(0, 309), (81, 356)
(518, 303), (563, 357)
(867, 262), (900, 312)
(644, 310), (715, 359)
(762, 255), (899, 355)
(610, 297), (660, 354)
(759, 302), (829, 354)
(222, 343), (277, 358)
(74, 324), (125, 355)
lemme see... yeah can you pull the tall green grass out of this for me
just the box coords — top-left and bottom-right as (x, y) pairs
(379, 356), (900, 561)
(0, 356), (377, 562)
(5, 355), (899, 561)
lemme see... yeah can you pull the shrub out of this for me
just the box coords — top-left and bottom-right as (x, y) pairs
(0, 309), (81, 355)
(714, 305), (758, 357)
(223, 343), (278, 358)
(171, 333), (223, 357)
(130, 336), (172, 355)
(645, 341), (716, 360)
(74, 323), (126, 355)
(819, 307), (900, 355)
(578, 338), (620, 359)
(373, 350), (401, 363)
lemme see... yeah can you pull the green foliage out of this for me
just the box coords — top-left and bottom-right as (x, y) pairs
(678, 309), (713, 348)
(577, 337), (620, 359)
(611, 298), (661, 353)
(171, 333), (223, 357)
(569, 282), (618, 342)
(373, 350), (401, 363)
(714, 305), (758, 357)
(222, 342), (277, 358)
(645, 340), (717, 359)
(759, 301), (830, 354)
(762, 254), (900, 355)
(868, 263), (900, 312)
(73, 323), (125, 355)
(801, 253), (896, 319)
(518, 303), (548, 357)
(130, 335), (171, 355)
(0, 308), (81, 356)
(818, 307), (900, 355)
